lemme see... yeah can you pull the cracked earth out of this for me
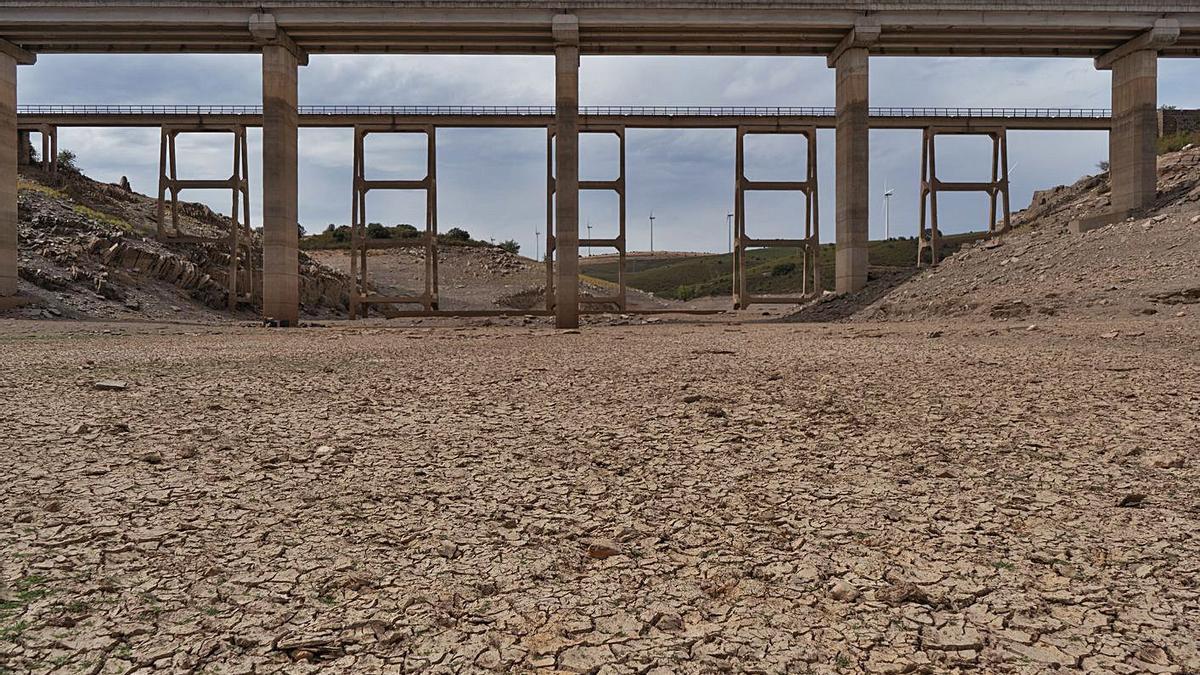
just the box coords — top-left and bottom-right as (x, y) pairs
(1, 317), (1197, 674)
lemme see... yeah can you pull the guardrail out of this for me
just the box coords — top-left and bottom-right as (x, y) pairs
(16, 104), (1114, 118)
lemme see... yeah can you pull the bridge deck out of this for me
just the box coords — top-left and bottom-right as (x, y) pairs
(16, 106), (1114, 131)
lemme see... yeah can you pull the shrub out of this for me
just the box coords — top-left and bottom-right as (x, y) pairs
(366, 222), (391, 239)
(57, 149), (79, 173)
(498, 239), (520, 255)
(444, 227), (471, 242)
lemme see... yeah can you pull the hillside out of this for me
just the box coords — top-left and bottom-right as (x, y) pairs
(582, 235), (985, 301)
(842, 148), (1200, 323)
(5, 165), (349, 322)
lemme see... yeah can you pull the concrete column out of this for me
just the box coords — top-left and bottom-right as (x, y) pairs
(0, 54), (17, 296)
(262, 44), (300, 325)
(17, 130), (30, 166)
(554, 29), (580, 329)
(1109, 50), (1158, 214)
(834, 47), (870, 295)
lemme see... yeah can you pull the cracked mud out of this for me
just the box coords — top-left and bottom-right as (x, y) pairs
(1, 318), (1197, 673)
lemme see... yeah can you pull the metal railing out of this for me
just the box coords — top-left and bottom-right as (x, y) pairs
(17, 104), (1114, 118)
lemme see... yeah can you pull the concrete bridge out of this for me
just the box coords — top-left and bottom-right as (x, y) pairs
(16, 105), (1113, 130)
(1, 1), (1196, 327)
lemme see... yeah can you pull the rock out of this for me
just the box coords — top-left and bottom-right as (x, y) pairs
(178, 447), (198, 459)
(68, 423), (91, 435)
(877, 581), (931, 606)
(137, 450), (163, 465)
(583, 538), (622, 560)
(436, 541), (459, 559)
(93, 379), (128, 391)
(1118, 493), (1147, 508)
(1146, 453), (1184, 469)
(830, 580), (860, 602)
(1100, 331), (1120, 339)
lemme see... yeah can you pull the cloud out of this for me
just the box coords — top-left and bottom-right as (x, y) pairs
(19, 52), (1196, 255)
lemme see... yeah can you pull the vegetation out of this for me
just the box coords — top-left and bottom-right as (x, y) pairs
(583, 233), (987, 301)
(1158, 131), (1200, 155)
(300, 222), (496, 251)
(56, 149), (79, 173)
(498, 239), (521, 255)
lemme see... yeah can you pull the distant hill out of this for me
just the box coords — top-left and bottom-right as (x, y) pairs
(581, 234), (986, 300)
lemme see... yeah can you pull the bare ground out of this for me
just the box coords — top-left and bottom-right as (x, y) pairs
(1, 316), (1197, 674)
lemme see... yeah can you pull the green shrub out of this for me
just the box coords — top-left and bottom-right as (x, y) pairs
(498, 239), (520, 255)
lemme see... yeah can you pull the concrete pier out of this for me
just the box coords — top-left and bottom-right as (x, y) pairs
(261, 44), (300, 325)
(0, 53), (15, 296)
(17, 130), (30, 166)
(1109, 50), (1159, 213)
(553, 15), (580, 329)
(833, 47), (870, 295)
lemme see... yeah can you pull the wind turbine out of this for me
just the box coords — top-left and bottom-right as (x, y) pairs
(882, 185), (895, 240)
(534, 226), (541, 262)
(649, 212), (656, 254)
(586, 219), (593, 257)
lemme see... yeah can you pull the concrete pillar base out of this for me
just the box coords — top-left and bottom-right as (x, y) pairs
(261, 44), (300, 325)
(833, 47), (870, 295)
(1109, 50), (1158, 214)
(1, 54), (17, 297)
(553, 16), (580, 329)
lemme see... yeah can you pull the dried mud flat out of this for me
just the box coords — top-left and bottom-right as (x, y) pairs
(1, 317), (1198, 674)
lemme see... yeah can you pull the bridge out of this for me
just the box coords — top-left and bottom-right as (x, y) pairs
(1, 1), (1197, 327)
(16, 105), (1114, 130)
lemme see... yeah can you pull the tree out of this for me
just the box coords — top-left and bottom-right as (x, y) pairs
(498, 239), (520, 255)
(367, 222), (391, 239)
(395, 223), (419, 237)
(444, 227), (471, 242)
(1096, 160), (1110, 173)
(57, 149), (79, 172)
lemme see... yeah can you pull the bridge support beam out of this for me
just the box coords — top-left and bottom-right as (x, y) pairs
(0, 54), (15, 296)
(1107, 50), (1159, 214)
(261, 44), (300, 325)
(1096, 20), (1176, 216)
(832, 47), (871, 295)
(553, 15), (580, 329)
(17, 130), (30, 166)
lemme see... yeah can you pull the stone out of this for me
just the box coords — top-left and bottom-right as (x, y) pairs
(93, 379), (128, 391)
(583, 538), (622, 560)
(137, 450), (163, 464)
(830, 580), (860, 602)
(1118, 493), (1147, 508)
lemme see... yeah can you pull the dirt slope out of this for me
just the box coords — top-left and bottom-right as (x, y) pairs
(6, 167), (350, 322)
(308, 247), (676, 313)
(845, 148), (1200, 323)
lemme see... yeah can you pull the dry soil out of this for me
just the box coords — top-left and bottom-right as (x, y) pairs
(1, 315), (1197, 674)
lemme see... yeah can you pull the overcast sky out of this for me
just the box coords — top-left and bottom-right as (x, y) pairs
(17, 54), (1200, 255)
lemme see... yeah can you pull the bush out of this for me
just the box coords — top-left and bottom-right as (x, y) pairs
(498, 239), (520, 255)
(57, 149), (79, 172)
(395, 223), (419, 238)
(444, 227), (471, 242)
(366, 222), (391, 239)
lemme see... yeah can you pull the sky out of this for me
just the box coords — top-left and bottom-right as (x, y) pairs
(16, 53), (1200, 256)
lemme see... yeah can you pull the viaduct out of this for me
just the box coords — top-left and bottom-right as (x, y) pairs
(1, 2), (1198, 328)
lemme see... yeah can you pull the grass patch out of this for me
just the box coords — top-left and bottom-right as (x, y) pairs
(17, 180), (66, 198)
(1158, 131), (1200, 155)
(71, 204), (133, 232)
